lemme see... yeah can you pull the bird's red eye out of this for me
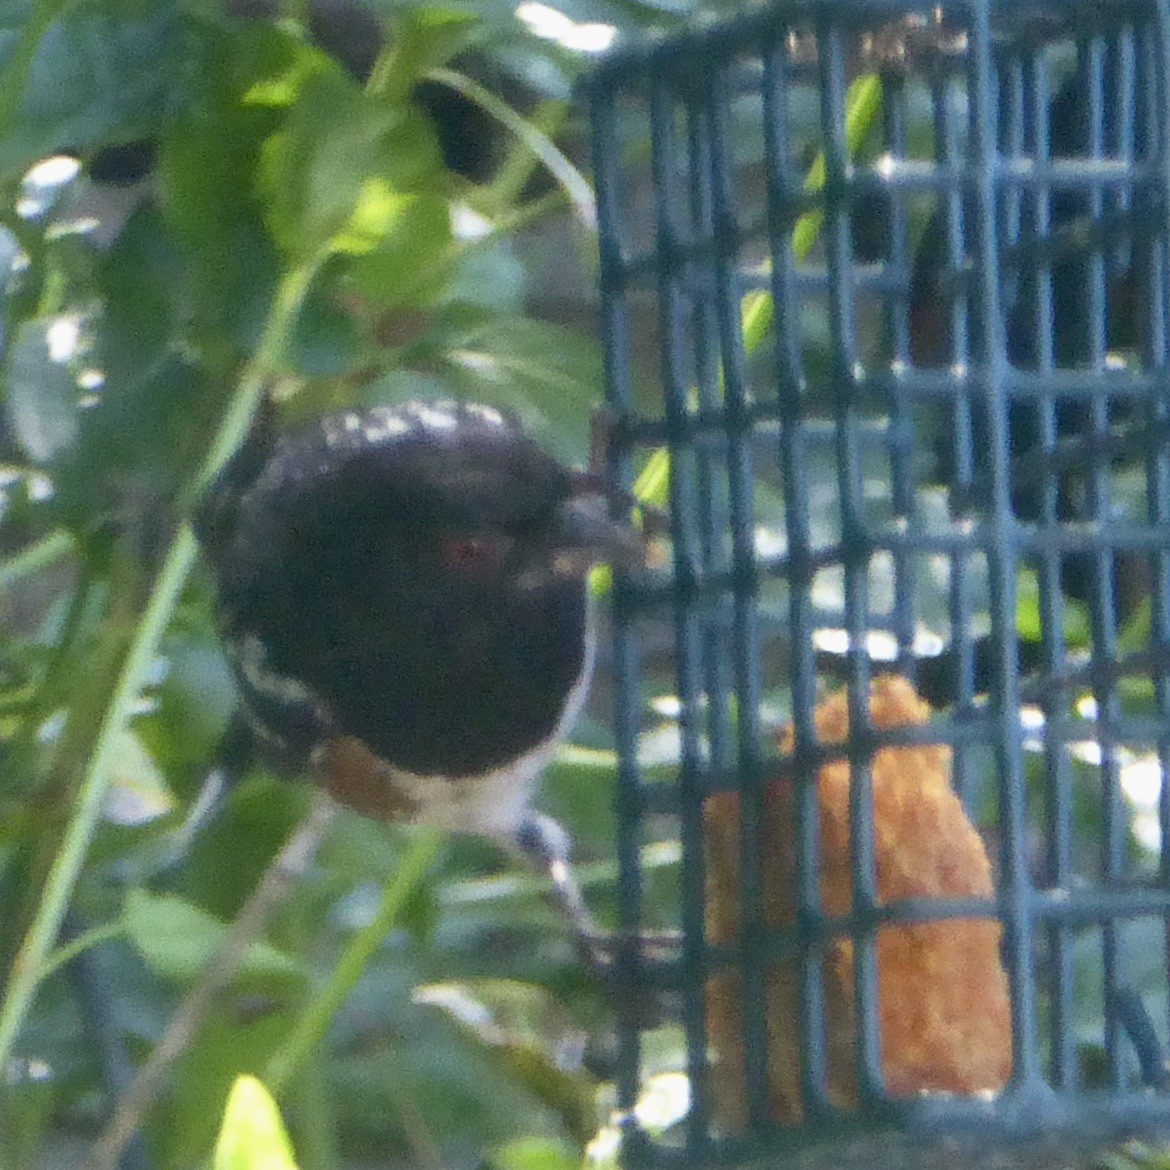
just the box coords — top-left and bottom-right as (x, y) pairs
(443, 537), (501, 572)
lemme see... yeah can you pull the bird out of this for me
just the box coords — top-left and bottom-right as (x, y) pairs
(195, 397), (640, 958)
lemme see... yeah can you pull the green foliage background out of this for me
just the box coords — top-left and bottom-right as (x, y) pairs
(0, 0), (700, 1164)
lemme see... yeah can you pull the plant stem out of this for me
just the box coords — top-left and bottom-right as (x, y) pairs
(264, 827), (445, 1094)
(425, 67), (596, 229)
(0, 529), (74, 593)
(88, 792), (338, 1170)
(0, 533), (194, 1076)
(37, 921), (125, 983)
(0, 256), (322, 1087)
(485, 99), (568, 215)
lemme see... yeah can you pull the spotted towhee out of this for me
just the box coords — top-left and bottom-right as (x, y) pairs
(196, 398), (639, 957)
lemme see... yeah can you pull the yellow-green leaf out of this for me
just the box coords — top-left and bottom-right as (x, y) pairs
(213, 1075), (298, 1170)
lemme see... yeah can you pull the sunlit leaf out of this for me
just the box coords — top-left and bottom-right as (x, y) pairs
(158, 972), (304, 1165)
(342, 189), (452, 308)
(1016, 566), (1090, 648)
(493, 1135), (581, 1170)
(258, 68), (442, 260)
(213, 1075), (298, 1170)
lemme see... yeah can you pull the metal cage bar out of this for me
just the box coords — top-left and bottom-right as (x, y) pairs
(590, 0), (1170, 1162)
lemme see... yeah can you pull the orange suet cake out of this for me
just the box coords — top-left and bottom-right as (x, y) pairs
(704, 675), (1011, 1128)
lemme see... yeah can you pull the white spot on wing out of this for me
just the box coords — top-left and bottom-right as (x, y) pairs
(323, 401), (511, 449)
(464, 403), (505, 427)
(413, 404), (459, 431)
(360, 410), (411, 443)
(233, 635), (319, 707)
(321, 409), (406, 447)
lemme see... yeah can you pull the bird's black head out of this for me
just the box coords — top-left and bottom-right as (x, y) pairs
(197, 401), (635, 797)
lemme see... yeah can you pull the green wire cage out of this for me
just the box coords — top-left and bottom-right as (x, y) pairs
(589, 0), (1170, 1162)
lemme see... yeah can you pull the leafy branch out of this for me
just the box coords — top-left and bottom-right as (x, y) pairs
(0, 254), (325, 1083)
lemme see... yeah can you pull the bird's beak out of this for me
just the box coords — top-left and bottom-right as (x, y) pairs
(552, 489), (645, 575)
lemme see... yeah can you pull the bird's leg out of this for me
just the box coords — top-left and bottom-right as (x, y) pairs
(514, 813), (614, 976)
(513, 813), (682, 986)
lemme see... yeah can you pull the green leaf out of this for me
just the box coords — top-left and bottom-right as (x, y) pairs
(258, 69), (441, 260)
(125, 888), (220, 979)
(343, 190), (452, 308)
(213, 1075), (298, 1170)
(258, 68), (381, 257)
(0, 2), (183, 180)
(96, 203), (180, 387)
(161, 102), (265, 250)
(443, 240), (527, 312)
(85, 356), (211, 492)
(493, 1136), (581, 1170)
(124, 888), (303, 991)
(156, 22), (292, 341)
(368, 7), (481, 101)
(179, 777), (307, 920)
(415, 979), (598, 1140)
(435, 317), (601, 463)
(487, 40), (574, 102)
(359, 368), (455, 407)
(150, 633), (237, 770)
(326, 987), (562, 1153)
(1016, 566), (1090, 648)
(4, 316), (80, 464)
(287, 269), (371, 376)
